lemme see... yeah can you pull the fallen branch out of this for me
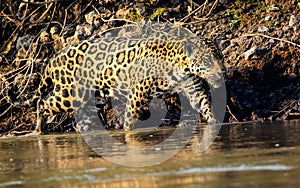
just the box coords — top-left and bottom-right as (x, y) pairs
(179, 0), (208, 23)
(0, 11), (22, 27)
(272, 100), (298, 117)
(20, 0), (62, 5)
(226, 105), (240, 123)
(179, 0), (218, 23)
(243, 33), (300, 48)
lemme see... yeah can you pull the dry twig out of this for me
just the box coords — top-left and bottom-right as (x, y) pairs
(243, 33), (300, 48)
(226, 105), (240, 123)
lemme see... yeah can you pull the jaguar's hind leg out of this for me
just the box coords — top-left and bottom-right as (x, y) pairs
(123, 99), (151, 131)
(123, 82), (152, 131)
(160, 93), (181, 126)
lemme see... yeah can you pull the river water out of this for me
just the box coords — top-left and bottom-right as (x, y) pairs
(0, 120), (300, 187)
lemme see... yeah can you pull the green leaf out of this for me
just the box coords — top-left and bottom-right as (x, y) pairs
(149, 8), (165, 20)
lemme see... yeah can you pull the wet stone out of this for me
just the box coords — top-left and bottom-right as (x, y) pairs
(258, 26), (269, 33)
(265, 15), (272, 21)
(289, 15), (299, 27)
(242, 47), (258, 60)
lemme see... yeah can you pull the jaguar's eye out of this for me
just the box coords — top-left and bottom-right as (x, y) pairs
(204, 61), (212, 67)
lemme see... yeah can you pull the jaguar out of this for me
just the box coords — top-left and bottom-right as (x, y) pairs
(18, 22), (223, 133)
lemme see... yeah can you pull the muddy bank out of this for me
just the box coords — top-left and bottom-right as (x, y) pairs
(0, 0), (299, 134)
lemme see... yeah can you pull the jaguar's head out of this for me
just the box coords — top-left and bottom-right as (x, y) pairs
(184, 40), (224, 88)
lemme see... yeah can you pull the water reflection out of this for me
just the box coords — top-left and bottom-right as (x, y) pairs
(215, 121), (298, 150)
(0, 120), (299, 187)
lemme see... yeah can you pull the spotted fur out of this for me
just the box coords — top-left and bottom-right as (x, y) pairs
(27, 22), (223, 132)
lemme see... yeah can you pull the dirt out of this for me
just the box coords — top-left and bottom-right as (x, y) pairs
(0, 0), (299, 134)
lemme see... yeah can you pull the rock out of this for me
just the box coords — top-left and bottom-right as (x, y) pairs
(85, 10), (97, 25)
(65, 24), (94, 45)
(258, 25), (269, 32)
(115, 8), (127, 19)
(267, 5), (280, 12)
(242, 47), (257, 60)
(16, 34), (34, 51)
(289, 15), (299, 27)
(75, 24), (93, 38)
(40, 31), (50, 43)
(50, 26), (59, 36)
(265, 15), (271, 21)
(221, 0), (232, 4)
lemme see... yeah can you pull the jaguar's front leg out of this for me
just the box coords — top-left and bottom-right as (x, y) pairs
(34, 96), (66, 134)
(34, 99), (44, 134)
(183, 77), (216, 124)
(33, 98), (51, 135)
(123, 106), (137, 131)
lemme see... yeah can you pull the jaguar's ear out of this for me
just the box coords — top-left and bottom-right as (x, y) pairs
(184, 42), (196, 56)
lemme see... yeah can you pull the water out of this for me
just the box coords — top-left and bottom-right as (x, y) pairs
(0, 120), (300, 187)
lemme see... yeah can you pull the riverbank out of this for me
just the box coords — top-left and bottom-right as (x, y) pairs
(0, 0), (299, 134)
